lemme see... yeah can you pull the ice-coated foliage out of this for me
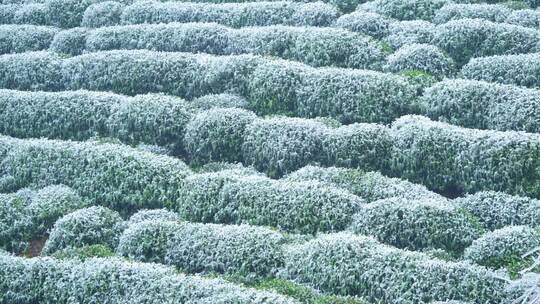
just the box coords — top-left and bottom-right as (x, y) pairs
(118, 220), (285, 276)
(0, 25), (57, 54)
(125, 209), (179, 226)
(0, 4), (21, 24)
(433, 3), (511, 24)
(384, 20), (435, 49)
(0, 192), (30, 251)
(0, 51), (63, 91)
(42, 206), (123, 254)
(385, 43), (455, 77)
(242, 117), (326, 177)
(12, 3), (49, 25)
(322, 123), (391, 171)
(505, 273), (540, 304)
(461, 53), (540, 88)
(285, 165), (445, 202)
(358, 0), (449, 21)
(24, 185), (86, 237)
(174, 172), (364, 234)
(390, 115), (540, 198)
(198, 162), (261, 176)
(0, 255), (297, 303)
(84, 23), (386, 69)
(120, 1), (339, 28)
(455, 191), (540, 230)
(107, 93), (193, 154)
(505, 9), (540, 28)
(433, 19), (540, 67)
(61, 50), (261, 98)
(0, 89), (118, 140)
(335, 11), (392, 39)
(295, 67), (417, 124)
(421, 79), (540, 132)
(45, 0), (121, 28)
(464, 226), (540, 271)
(191, 93), (248, 110)
(0, 136), (191, 213)
(282, 232), (507, 303)
(184, 108), (256, 165)
(349, 197), (482, 253)
(49, 28), (89, 55)
(81, 1), (125, 28)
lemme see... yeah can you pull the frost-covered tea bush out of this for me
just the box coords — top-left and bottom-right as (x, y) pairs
(242, 117), (326, 177)
(25, 185), (86, 237)
(385, 43), (455, 78)
(0, 25), (57, 54)
(390, 115), (540, 198)
(118, 220), (285, 276)
(0, 4), (21, 24)
(295, 67), (417, 124)
(421, 79), (540, 132)
(433, 3), (511, 24)
(42, 206), (123, 255)
(120, 1), (339, 28)
(49, 27), (89, 55)
(282, 232), (507, 303)
(322, 123), (391, 171)
(285, 165), (445, 202)
(125, 209), (179, 226)
(433, 19), (540, 67)
(384, 20), (435, 49)
(0, 136), (191, 213)
(455, 191), (540, 230)
(0, 89), (118, 140)
(184, 108), (256, 165)
(81, 1), (125, 28)
(12, 4), (49, 26)
(335, 11), (392, 39)
(107, 93), (193, 154)
(0, 255), (297, 303)
(85, 23), (386, 69)
(191, 93), (248, 110)
(464, 226), (540, 271)
(505, 9), (540, 28)
(0, 192), (30, 251)
(46, 0), (122, 28)
(61, 50), (261, 98)
(0, 51), (63, 91)
(349, 197), (482, 253)
(359, 0), (449, 21)
(461, 53), (540, 88)
(175, 172), (364, 234)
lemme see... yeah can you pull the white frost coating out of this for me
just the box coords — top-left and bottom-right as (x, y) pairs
(464, 226), (540, 269)
(455, 191), (540, 230)
(118, 220), (285, 276)
(506, 9), (540, 29)
(433, 3), (511, 24)
(358, 0), (449, 21)
(385, 43), (455, 77)
(125, 209), (180, 226)
(42, 206), (123, 255)
(384, 20), (435, 49)
(81, 1), (125, 28)
(334, 11), (392, 39)
(282, 232), (507, 303)
(349, 197), (482, 253)
(0, 24), (58, 54)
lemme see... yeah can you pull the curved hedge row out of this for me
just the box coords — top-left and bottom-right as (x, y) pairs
(506, 9), (540, 29)
(0, 24), (58, 54)
(358, 0), (449, 21)
(385, 43), (455, 78)
(282, 232), (507, 303)
(432, 19), (540, 66)
(285, 165), (445, 202)
(173, 171), (364, 234)
(0, 50), (418, 125)
(464, 226), (540, 271)
(461, 53), (540, 88)
(349, 197), (482, 253)
(81, 23), (386, 69)
(120, 1), (339, 28)
(0, 135), (191, 214)
(0, 185), (86, 253)
(432, 3), (511, 24)
(384, 20), (435, 49)
(118, 219), (285, 276)
(334, 11), (391, 39)
(42, 206), (123, 255)
(390, 115), (540, 198)
(0, 255), (297, 303)
(420, 79), (540, 132)
(455, 191), (540, 230)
